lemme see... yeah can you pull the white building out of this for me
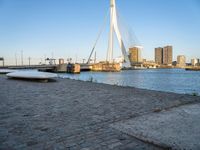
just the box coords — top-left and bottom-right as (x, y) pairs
(177, 55), (186, 68)
(191, 58), (199, 66)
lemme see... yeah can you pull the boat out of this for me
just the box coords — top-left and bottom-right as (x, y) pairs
(0, 69), (17, 74)
(6, 70), (58, 82)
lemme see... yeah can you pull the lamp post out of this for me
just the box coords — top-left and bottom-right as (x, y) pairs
(28, 57), (31, 66)
(21, 50), (23, 66)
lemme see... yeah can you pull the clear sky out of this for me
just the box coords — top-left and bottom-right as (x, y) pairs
(0, 0), (200, 65)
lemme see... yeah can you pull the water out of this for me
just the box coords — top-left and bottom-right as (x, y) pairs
(58, 69), (200, 95)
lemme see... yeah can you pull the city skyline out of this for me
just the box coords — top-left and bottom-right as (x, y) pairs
(0, 0), (200, 65)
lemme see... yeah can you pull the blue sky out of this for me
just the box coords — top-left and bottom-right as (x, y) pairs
(0, 0), (200, 65)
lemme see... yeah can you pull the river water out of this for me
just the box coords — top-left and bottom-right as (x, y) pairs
(59, 69), (200, 95)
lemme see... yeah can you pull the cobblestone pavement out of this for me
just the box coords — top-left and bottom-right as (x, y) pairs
(0, 76), (199, 150)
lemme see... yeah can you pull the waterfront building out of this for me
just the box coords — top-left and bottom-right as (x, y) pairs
(59, 58), (64, 65)
(155, 47), (163, 64)
(129, 46), (142, 64)
(191, 58), (200, 66)
(163, 46), (173, 65)
(177, 55), (186, 68)
(92, 62), (121, 72)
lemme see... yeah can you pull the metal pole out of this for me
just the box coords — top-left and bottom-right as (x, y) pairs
(28, 57), (31, 66)
(75, 54), (77, 63)
(44, 54), (46, 65)
(21, 50), (23, 66)
(15, 53), (17, 66)
(52, 52), (54, 59)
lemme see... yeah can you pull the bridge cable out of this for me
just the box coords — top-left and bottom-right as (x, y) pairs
(87, 9), (109, 64)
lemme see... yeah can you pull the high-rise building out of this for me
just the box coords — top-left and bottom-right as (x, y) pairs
(155, 47), (163, 64)
(163, 46), (173, 65)
(177, 55), (186, 67)
(129, 46), (142, 64)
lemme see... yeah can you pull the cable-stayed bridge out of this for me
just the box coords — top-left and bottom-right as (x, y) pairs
(87, 0), (141, 70)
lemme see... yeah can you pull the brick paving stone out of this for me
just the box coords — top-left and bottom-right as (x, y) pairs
(0, 76), (199, 149)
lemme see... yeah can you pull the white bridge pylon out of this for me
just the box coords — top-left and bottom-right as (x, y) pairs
(107, 0), (131, 68)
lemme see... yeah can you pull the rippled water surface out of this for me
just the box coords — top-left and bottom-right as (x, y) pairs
(59, 69), (200, 95)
